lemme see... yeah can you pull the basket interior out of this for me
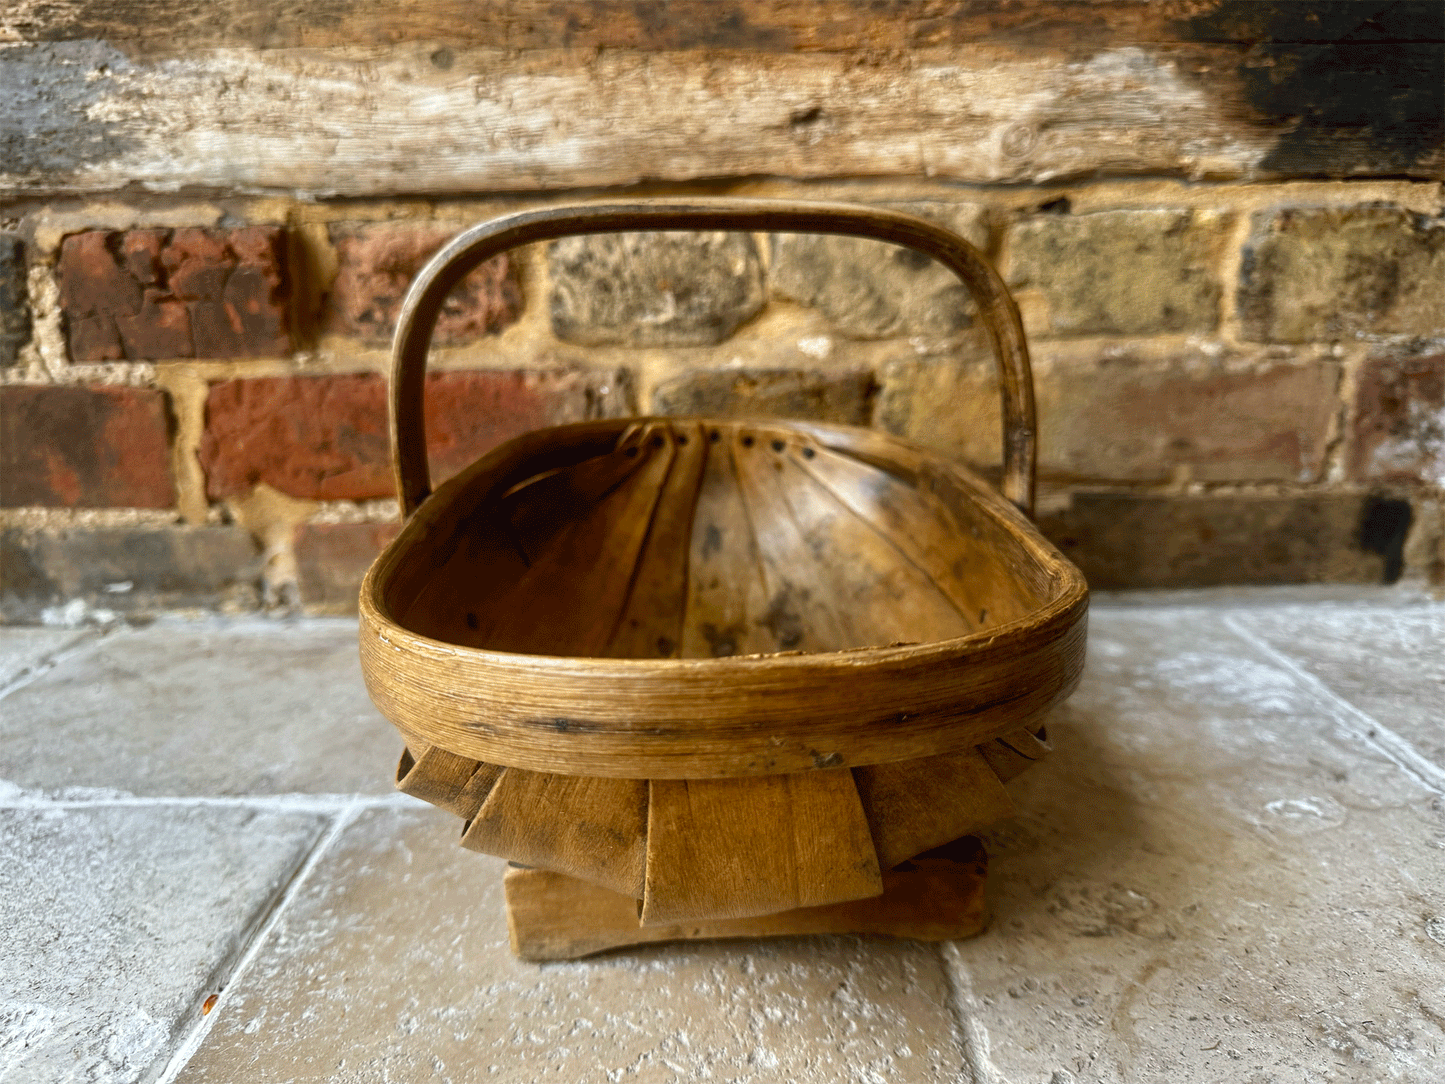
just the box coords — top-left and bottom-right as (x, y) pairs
(387, 419), (1061, 660)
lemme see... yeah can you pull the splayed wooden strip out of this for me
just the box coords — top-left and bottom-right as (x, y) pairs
(483, 422), (676, 656)
(680, 424), (775, 659)
(730, 425), (848, 653)
(853, 748), (1014, 869)
(604, 421), (708, 659)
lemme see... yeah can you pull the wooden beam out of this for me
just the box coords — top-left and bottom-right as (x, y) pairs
(3, 8), (1438, 196)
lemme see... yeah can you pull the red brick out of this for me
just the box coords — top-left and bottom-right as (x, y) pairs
(57, 226), (291, 361)
(199, 368), (630, 501)
(326, 225), (522, 346)
(1350, 348), (1444, 485)
(294, 521), (402, 611)
(0, 385), (175, 508)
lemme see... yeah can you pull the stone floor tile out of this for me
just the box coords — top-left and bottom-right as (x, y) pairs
(0, 626), (91, 687)
(0, 617), (400, 797)
(0, 804), (327, 1084)
(946, 609), (1445, 1084)
(177, 807), (967, 1084)
(1228, 605), (1445, 771)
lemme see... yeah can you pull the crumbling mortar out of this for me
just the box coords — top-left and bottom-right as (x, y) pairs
(306, 499), (400, 525)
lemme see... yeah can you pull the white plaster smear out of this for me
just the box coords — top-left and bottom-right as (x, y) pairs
(4, 46), (1279, 196)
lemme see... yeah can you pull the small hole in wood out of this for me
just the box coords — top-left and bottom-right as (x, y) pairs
(676, 434), (688, 445)
(802, 446), (816, 458)
(771, 439), (784, 452)
(651, 434), (665, 448)
(710, 430), (721, 443)
(624, 446), (639, 457)
(741, 435), (754, 448)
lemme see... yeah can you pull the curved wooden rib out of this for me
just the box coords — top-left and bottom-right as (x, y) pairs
(679, 425), (775, 658)
(604, 421), (707, 660)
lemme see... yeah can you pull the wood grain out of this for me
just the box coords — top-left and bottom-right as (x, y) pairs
(461, 768), (648, 898)
(641, 770), (883, 925)
(360, 415), (1089, 779)
(394, 743), (501, 821)
(5, 6), (1437, 194)
(853, 749), (1014, 870)
(10, 3), (1443, 54)
(507, 836), (990, 961)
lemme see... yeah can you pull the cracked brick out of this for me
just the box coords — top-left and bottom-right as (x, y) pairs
(56, 226), (292, 361)
(199, 368), (633, 501)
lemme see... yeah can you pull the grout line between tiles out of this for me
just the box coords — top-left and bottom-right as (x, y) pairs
(1223, 615), (1445, 794)
(938, 941), (1007, 1084)
(0, 624), (117, 702)
(0, 791), (419, 813)
(151, 799), (367, 1084)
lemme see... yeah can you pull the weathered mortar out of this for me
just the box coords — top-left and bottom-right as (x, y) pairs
(1, 1), (1443, 618)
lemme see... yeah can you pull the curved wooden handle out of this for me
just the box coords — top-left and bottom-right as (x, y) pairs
(390, 199), (1037, 517)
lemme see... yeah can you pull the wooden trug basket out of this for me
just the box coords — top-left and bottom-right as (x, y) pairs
(359, 200), (1088, 960)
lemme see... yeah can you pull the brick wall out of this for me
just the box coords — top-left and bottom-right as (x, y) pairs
(2, 2), (1442, 620)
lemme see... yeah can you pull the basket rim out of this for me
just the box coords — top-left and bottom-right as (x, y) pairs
(358, 416), (1088, 778)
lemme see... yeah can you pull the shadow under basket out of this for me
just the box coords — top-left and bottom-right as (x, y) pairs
(357, 200), (1088, 960)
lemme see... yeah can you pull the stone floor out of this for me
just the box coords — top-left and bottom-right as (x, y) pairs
(0, 589), (1441, 1084)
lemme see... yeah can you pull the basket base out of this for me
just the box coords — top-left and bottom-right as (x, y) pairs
(504, 836), (990, 961)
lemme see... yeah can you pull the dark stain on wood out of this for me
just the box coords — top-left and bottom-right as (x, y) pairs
(1178, 2), (1445, 175)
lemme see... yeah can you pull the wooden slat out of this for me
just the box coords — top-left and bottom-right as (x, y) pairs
(773, 437), (972, 648)
(507, 835), (989, 961)
(730, 425), (849, 653)
(461, 767), (648, 898)
(398, 425), (653, 649)
(799, 443), (1034, 629)
(679, 425), (776, 659)
(482, 422), (675, 656)
(604, 422), (707, 659)
(977, 724), (1053, 783)
(394, 744), (503, 821)
(641, 769), (882, 925)
(852, 748), (1014, 869)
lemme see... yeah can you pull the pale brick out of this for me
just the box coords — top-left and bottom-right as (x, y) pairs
(768, 201), (992, 339)
(878, 353), (1340, 484)
(1239, 206), (1445, 342)
(652, 366), (874, 424)
(549, 231), (764, 346)
(1006, 209), (1224, 337)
